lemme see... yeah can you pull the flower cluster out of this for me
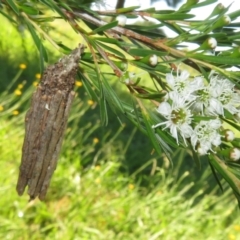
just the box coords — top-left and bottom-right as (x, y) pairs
(153, 69), (240, 158)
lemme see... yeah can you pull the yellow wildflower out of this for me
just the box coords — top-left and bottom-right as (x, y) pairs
(228, 234), (236, 240)
(19, 64), (27, 69)
(75, 81), (82, 87)
(95, 178), (100, 184)
(35, 73), (41, 79)
(95, 165), (100, 171)
(14, 89), (22, 96)
(12, 110), (19, 115)
(18, 84), (24, 89)
(128, 184), (134, 190)
(33, 81), (38, 87)
(234, 225), (240, 231)
(88, 100), (94, 106)
(93, 138), (99, 144)
(0, 105), (4, 111)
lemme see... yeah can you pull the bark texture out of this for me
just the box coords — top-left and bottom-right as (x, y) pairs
(16, 45), (84, 200)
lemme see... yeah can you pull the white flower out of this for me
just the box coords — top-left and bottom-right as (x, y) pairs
(191, 119), (222, 155)
(166, 69), (204, 101)
(152, 92), (193, 144)
(191, 87), (213, 115)
(208, 74), (240, 115)
(192, 73), (240, 116)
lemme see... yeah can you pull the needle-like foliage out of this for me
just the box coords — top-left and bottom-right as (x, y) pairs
(2, 0), (240, 203)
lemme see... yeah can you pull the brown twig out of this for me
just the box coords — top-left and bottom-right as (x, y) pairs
(71, 11), (226, 75)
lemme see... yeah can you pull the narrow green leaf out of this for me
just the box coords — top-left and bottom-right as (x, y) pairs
(40, 0), (65, 19)
(39, 44), (45, 73)
(208, 159), (223, 192)
(102, 75), (125, 114)
(130, 60), (176, 76)
(25, 20), (41, 48)
(192, 115), (215, 122)
(191, 0), (218, 8)
(228, 166), (240, 179)
(160, 21), (186, 35)
(129, 96), (142, 128)
(87, 37), (106, 125)
(197, 64), (210, 81)
(135, 93), (166, 100)
(116, 6), (140, 13)
(222, 118), (240, 132)
(154, 128), (178, 149)
(153, 10), (175, 14)
(229, 10), (240, 20)
(152, 13), (195, 20)
(57, 42), (72, 53)
(96, 41), (125, 58)
(228, 33), (240, 40)
(127, 23), (164, 30)
(94, 38), (119, 44)
(232, 139), (240, 148)
(29, 16), (55, 23)
(142, 111), (162, 156)
(209, 155), (240, 194)
(178, 0), (199, 12)
(126, 26), (165, 38)
(91, 21), (118, 35)
(154, 133), (173, 166)
(129, 48), (166, 57)
(100, 90), (108, 126)
(189, 143), (201, 169)
(58, 1), (72, 11)
(25, 20), (48, 64)
(19, 5), (39, 15)
(77, 72), (99, 102)
(81, 52), (94, 62)
(41, 42), (48, 62)
(0, 8), (17, 23)
(188, 53), (240, 65)
(5, 0), (19, 15)
(39, 0), (53, 9)
(155, 130), (175, 152)
(141, 7), (156, 13)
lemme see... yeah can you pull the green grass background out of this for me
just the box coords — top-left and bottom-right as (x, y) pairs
(1, 15), (240, 240)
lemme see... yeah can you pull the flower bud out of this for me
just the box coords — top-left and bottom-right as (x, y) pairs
(230, 148), (240, 161)
(149, 54), (158, 67)
(139, 54), (158, 67)
(207, 37), (217, 49)
(212, 15), (231, 30)
(116, 15), (127, 26)
(194, 37), (217, 52)
(224, 129), (235, 142)
(208, 3), (225, 19)
(179, 0), (199, 11)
